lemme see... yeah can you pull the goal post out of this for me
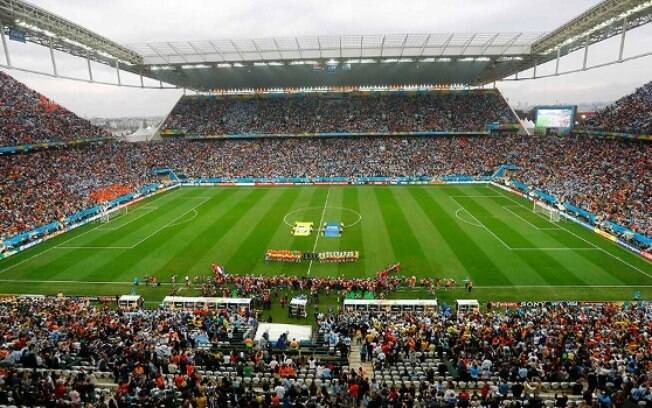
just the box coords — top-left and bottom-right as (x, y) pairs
(533, 200), (561, 222)
(100, 206), (127, 223)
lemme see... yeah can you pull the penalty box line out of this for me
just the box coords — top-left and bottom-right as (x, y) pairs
(53, 191), (179, 249)
(1, 191), (185, 268)
(59, 196), (210, 250)
(451, 197), (599, 252)
(450, 196), (513, 250)
(96, 206), (159, 231)
(488, 185), (652, 279)
(502, 205), (560, 231)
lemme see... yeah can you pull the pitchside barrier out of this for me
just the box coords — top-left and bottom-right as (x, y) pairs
(0, 136), (113, 155)
(180, 175), (490, 186)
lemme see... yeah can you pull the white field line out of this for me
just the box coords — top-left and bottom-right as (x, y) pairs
(166, 209), (198, 228)
(59, 191), (176, 247)
(307, 188), (331, 276)
(510, 248), (600, 251)
(454, 208), (483, 228)
(450, 196), (512, 250)
(97, 207), (157, 231)
(56, 246), (132, 249)
(0, 190), (179, 273)
(0, 279), (134, 285)
(397, 284), (652, 290)
(284, 206), (362, 228)
(451, 195), (505, 198)
(0, 220), (112, 275)
(503, 205), (559, 231)
(96, 210), (129, 225)
(126, 197), (211, 248)
(489, 185), (652, 279)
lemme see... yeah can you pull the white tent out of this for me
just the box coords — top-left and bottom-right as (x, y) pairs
(520, 118), (535, 135)
(124, 126), (157, 142)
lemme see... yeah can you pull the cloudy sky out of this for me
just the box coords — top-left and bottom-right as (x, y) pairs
(2, 0), (651, 117)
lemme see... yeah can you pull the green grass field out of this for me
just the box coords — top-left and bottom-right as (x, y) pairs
(1, 184), (651, 306)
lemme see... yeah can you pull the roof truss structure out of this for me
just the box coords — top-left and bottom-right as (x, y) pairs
(0, 0), (650, 90)
(128, 33), (540, 66)
(0, 0), (140, 66)
(532, 0), (652, 55)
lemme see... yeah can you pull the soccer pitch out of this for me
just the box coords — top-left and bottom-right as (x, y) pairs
(1, 184), (651, 304)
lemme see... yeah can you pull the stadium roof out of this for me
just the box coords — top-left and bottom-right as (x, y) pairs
(125, 33), (545, 90)
(0, 0), (141, 66)
(128, 33), (542, 65)
(1, 0), (651, 90)
(532, 0), (652, 55)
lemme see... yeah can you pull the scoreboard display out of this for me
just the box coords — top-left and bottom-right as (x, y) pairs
(534, 106), (577, 129)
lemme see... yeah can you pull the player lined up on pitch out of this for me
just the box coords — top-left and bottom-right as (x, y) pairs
(265, 249), (302, 263)
(318, 251), (359, 263)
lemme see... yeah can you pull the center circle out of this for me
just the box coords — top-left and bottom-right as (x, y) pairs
(283, 206), (362, 229)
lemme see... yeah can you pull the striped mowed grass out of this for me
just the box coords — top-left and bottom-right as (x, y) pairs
(0, 184), (650, 303)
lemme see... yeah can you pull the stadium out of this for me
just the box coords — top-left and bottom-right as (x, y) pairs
(0, 0), (651, 406)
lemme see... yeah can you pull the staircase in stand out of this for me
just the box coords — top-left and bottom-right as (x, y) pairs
(348, 342), (374, 379)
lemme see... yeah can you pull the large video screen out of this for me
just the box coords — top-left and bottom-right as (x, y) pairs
(535, 107), (576, 129)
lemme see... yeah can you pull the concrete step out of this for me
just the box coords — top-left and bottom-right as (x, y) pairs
(348, 342), (374, 379)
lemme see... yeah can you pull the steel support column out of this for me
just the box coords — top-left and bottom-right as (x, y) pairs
(87, 55), (93, 81)
(618, 16), (627, 62)
(49, 38), (57, 76)
(582, 36), (589, 70)
(115, 60), (121, 85)
(0, 29), (11, 67)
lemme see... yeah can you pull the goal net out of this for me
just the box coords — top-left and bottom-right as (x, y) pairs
(533, 200), (561, 222)
(100, 206), (127, 223)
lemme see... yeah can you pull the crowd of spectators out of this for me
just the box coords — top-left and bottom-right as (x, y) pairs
(145, 137), (506, 179)
(0, 143), (154, 240)
(0, 298), (257, 407)
(162, 91), (518, 135)
(508, 135), (650, 237)
(578, 81), (652, 135)
(1, 134), (650, 248)
(1, 70), (649, 245)
(0, 71), (109, 147)
(2, 298), (652, 407)
(157, 136), (649, 237)
(318, 302), (652, 407)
